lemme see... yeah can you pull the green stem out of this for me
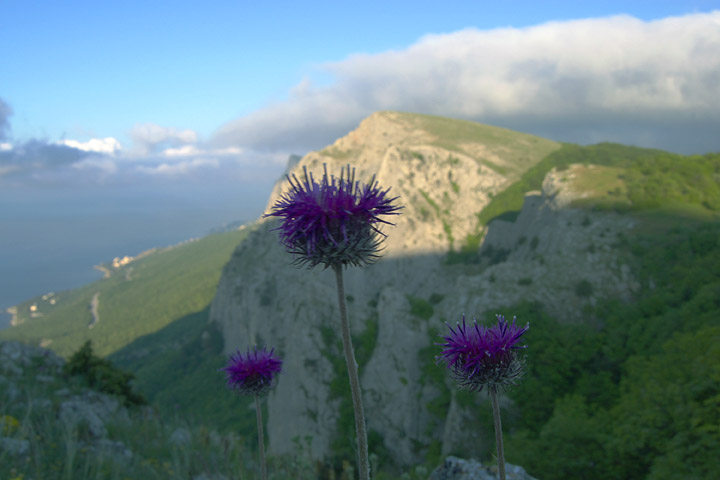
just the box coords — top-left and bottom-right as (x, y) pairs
(333, 264), (370, 480)
(490, 388), (506, 480)
(256, 394), (267, 480)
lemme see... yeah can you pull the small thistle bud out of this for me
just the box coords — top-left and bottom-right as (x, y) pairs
(436, 314), (529, 393)
(221, 346), (283, 396)
(265, 164), (402, 269)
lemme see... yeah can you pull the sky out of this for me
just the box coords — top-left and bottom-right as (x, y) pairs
(1, 0), (720, 320)
(1, 1), (719, 188)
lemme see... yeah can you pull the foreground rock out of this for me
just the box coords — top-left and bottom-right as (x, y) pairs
(0, 340), (133, 461)
(429, 456), (538, 480)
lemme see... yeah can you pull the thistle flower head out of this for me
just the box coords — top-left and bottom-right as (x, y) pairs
(221, 346), (283, 396)
(265, 164), (402, 269)
(436, 314), (529, 393)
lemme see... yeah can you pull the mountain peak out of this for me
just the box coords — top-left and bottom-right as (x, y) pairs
(265, 112), (561, 257)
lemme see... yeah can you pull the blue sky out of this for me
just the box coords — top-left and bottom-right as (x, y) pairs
(2, 0), (718, 148)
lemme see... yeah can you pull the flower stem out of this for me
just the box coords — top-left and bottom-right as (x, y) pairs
(333, 264), (370, 480)
(255, 394), (267, 480)
(490, 388), (506, 480)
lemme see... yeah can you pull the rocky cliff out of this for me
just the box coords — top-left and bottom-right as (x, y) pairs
(208, 112), (637, 467)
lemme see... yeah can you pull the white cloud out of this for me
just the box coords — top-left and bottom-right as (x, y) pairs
(162, 145), (202, 157)
(130, 123), (198, 154)
(212, 12), (720, 154)
(0, 108), (286, 186)
(135, 157), (219, 176)
(58, 137), (122, 154)
(161, 145), (243, 158)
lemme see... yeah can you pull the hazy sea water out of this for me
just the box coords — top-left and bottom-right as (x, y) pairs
(0, 180), (272, 330)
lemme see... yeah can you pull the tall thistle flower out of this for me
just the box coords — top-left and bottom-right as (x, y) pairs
(266, 164), (401, 480)
(436, 315), (529, 480)
(222, 346), (282, 480)
(266, 164), (401, 269)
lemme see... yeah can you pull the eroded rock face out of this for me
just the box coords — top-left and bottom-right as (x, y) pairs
(429, 456), (538, 480)
(209, 112), (637, 467)
(0, 340), (133, 461)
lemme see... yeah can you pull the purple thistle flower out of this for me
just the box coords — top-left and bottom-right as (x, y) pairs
(265, 164), (402, 269)
(436, 314), (529, 393)
(221, 346), (283, 396)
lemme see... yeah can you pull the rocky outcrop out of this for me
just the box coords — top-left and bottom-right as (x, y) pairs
(0, 340), (277, 478)
(429, 456), (538, 480)
(208, 112), (638, 467)
(0, 340), (133, 461)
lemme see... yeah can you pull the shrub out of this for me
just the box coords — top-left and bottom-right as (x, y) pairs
(407, 296), (434, 321)
(64, 340), (147, 407)
(575, 280), (594, 298)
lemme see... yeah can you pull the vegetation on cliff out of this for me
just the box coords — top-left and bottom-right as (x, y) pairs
(2, 113), (719, 479)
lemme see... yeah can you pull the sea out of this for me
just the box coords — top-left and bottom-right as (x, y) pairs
(0, 178), (275, 330)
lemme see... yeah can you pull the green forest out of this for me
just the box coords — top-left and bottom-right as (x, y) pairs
(498, 220), (720, 479)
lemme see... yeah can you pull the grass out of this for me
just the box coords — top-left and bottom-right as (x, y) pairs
(562, 164), (630, 208)
(399, 112), (561, 178)
(107, 307), (261, 433)
(477, 143), (720, 227)
(318, 146), (359, 161)
(0, 366), (318, 480)
(629, 203), (720, 234)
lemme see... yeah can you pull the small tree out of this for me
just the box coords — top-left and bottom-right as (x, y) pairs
(64, 340), (147, 407)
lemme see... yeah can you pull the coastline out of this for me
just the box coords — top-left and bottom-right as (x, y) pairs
(6, 306), (17, 327)
(0, 218), (248, 334)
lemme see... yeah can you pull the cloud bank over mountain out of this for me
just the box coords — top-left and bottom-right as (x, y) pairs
(0, 103), (285, 188)
(212, 12), (720, 154)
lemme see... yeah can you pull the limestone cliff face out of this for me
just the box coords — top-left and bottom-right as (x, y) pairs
(208, 112), (637, 467)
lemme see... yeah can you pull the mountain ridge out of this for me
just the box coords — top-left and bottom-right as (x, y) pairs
(3, 111), (719, 478)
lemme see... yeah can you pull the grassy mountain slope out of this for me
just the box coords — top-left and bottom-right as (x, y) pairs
(106, 306), (262, 435)
(404, 112), (561, 179)
(0, 226), (251, 358)
(478, 142), (720, 226)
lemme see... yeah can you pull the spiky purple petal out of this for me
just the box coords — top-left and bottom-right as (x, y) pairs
(265, 164), (402, 269)
(221, 346), (283, 396)
(436, 314), (529, 393)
